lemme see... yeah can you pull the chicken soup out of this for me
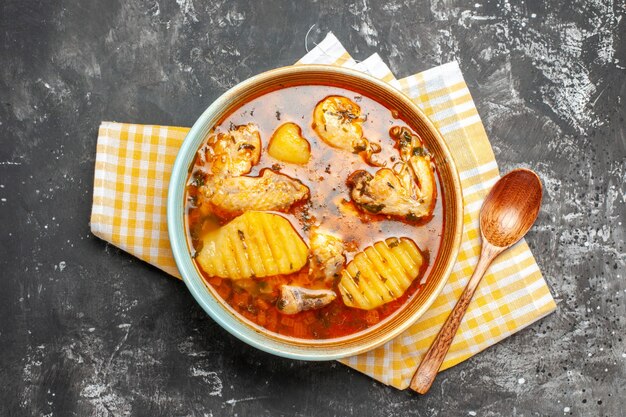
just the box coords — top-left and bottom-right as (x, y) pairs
(185, 85), (443, 339)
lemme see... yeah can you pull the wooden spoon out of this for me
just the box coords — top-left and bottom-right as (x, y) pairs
(410, 168), (543, 394)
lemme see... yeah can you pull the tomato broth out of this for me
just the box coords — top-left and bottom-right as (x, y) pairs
(185, 85), (444, 340)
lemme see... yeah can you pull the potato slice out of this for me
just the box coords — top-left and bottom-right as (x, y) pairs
(268, 123), (311, 164)
(196, 211), (309, 280)
(312, 96), (363, 150)
(338, 237), (424, 310)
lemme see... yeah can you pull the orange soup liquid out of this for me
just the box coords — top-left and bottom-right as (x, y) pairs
(185, 85), (444, 339)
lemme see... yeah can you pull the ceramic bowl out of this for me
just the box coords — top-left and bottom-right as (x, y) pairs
(167, 65), (463, 360)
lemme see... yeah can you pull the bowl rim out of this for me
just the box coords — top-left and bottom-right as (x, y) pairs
(167, 64), (463, 361)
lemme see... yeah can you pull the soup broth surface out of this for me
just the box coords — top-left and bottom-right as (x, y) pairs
(185, 85), (443, 339)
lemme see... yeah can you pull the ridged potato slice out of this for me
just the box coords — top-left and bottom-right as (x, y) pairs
(196, 211), (309, 280)
(338, 237), (424, 310)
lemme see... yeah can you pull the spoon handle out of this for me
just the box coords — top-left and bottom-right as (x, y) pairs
(410, 241), (502, 394)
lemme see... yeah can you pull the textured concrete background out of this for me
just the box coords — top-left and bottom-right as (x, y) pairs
(1, 0), (624, 416)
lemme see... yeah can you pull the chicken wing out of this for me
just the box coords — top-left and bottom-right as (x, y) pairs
(203, 123), (261, 177)
(204, 168), (310, 217)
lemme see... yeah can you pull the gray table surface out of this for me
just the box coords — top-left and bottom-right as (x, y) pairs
(1, 0), (624, 416)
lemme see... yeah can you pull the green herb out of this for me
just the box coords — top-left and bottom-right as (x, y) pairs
(388, 238), (400, 248)
(337, 109), (358, 121)
(354, 271), (361, 284)
(352, 144), (367, 153)
(237, 230), (247, 249)
(412, 146), (428, 157)
(405, 212), (420, 222)
(333, 273), (341, 286)
(191, 171), (206, 187)
(238, 143), (256, 151)
(361, 203), (385, 213)
(399, 130), (412, 146)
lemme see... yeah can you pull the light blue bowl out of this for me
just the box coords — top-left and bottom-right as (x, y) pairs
(167, 65), (463, 361)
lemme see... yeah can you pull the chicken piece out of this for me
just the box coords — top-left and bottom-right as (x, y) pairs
(389, 126), (436, 217)
(308, 229), (345, 284)
(347, 168), (427, 219)
(203, 123), (261, 177)
(204, 168), (309, 216)
(346, 127), (436, 221)
(276, 285), (337, 315)
(312, 96), (383, 166)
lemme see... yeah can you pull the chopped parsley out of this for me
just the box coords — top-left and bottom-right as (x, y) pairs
(238, 143), (256, 151)
(412, 146), (428, 157)
(190, 171), (206, 187)
(353, 144), (367, 153)
(405, 212), (420, 222)
(361, 203), (385, 213)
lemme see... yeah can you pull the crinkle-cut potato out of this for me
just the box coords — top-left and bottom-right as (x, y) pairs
(196, 211), (309, 280)
(338, 237), (424, 310)
(268, 122), (311, 164)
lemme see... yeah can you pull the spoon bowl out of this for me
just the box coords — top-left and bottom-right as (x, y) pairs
(480, 169), (543, 248)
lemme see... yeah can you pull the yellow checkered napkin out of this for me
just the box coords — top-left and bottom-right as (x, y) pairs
(91, 33), (556, 390)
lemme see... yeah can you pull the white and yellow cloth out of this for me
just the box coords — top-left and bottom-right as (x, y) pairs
(91, 33), (556, 390)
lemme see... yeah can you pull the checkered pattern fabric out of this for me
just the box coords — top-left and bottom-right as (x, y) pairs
(90, 33), (556, 390)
